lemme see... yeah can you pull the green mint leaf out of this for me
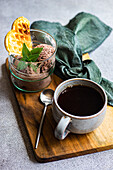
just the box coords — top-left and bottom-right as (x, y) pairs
(22, 43), (30, 60)
(30, 64), (39, 72)
(30, 47), (43, 55)
(17, 61), (28, 70)
(28, 54), (39, 62)
(20, 57), (27, 61)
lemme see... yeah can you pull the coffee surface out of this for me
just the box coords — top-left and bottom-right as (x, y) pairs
(57, 85), (104, 116)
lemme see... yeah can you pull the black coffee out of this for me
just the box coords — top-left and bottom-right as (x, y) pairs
(57, 85), (104, 116)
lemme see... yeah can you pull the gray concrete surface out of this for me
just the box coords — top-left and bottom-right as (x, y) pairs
(0, 0), (113, 169)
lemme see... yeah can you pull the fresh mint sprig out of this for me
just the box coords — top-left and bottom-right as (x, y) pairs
(21, 43), (43, 62)
(17, 43), (43, 72)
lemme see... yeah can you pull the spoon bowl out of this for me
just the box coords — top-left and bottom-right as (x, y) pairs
(40, 89), (54, 105)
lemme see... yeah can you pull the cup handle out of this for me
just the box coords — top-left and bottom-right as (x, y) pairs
(54, 116), (72, 140)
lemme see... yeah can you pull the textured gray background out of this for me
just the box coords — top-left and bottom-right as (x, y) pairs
(0, 0), (113, 169)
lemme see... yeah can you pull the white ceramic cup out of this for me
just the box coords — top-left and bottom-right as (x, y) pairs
(52, 78), (107, 140)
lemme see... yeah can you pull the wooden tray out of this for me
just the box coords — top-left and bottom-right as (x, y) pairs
(6, 54), (113, 163)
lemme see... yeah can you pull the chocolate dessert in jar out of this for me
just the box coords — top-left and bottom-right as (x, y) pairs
(9, 29), (57, 92)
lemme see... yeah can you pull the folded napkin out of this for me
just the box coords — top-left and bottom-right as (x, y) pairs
(31, 12), (113, 106)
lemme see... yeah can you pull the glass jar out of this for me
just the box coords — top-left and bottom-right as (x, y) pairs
(8, 29), (57, 92)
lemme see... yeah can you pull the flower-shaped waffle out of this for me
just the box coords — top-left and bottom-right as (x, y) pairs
(5, 16), (32, 55)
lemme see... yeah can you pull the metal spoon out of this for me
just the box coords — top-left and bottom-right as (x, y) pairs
(35, 89), (54, 149)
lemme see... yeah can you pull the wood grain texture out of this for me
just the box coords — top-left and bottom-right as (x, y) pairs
(6, 54), (113, 162)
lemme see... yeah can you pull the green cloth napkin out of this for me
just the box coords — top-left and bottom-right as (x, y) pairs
(31, 12), (113, 106)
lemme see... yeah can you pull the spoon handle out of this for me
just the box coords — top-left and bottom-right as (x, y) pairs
(35, 104), (47, 149)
